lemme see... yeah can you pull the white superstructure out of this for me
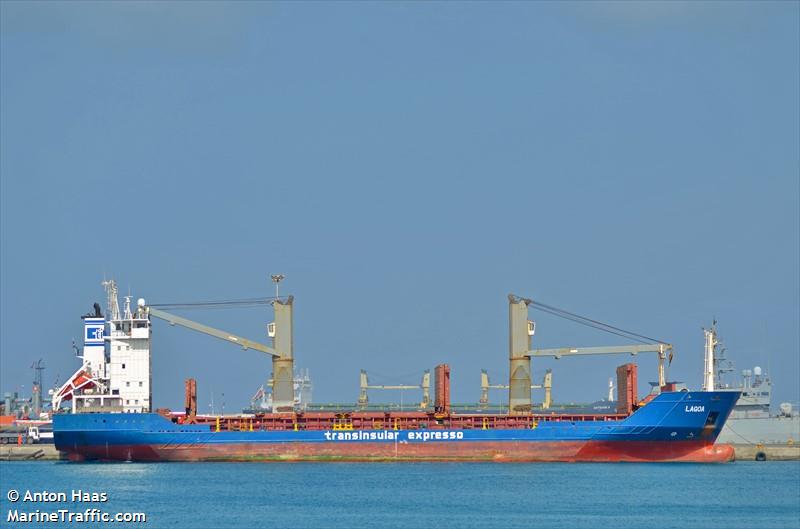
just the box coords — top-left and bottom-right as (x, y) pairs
(107, 296), (152, 413)
(52, 280), (152, 413)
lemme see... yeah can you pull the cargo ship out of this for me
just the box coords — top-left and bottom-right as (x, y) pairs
(54, 387), (738, 462)
(52, 282), (740, 463)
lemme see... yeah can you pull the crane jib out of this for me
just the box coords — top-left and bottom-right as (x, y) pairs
(146, 307), (279, 357)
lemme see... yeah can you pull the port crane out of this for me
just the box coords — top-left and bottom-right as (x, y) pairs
(146, 296), (295, 411)
(480, 369), (552, 409)
(358, 369), (431, 410)
(508, 294), (673, 415)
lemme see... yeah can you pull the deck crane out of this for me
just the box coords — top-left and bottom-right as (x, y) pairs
(507, 294), (673, 415)
(146, 297), (295, 411)
(358, 370), (431, 410)
(480, 369), (552, 409)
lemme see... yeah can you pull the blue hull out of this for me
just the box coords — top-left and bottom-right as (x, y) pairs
(54, 391), (739, 462)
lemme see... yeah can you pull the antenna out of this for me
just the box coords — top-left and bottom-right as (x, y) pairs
(123, 295), (133, 320)
(271, 274), (285, 299)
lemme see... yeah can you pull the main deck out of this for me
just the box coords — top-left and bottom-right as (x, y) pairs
(172, 409), (629, 433)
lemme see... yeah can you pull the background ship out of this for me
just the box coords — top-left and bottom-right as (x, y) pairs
(708, 329), (799, 445)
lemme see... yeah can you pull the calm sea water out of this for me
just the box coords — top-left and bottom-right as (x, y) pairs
(1, 461), (799, 529)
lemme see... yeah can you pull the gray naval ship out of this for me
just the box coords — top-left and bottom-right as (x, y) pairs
(703, 322), (799, 445)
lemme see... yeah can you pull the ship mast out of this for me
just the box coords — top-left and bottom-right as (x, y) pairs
(703, 321), (719, 391)
(102, 279), (120, 321)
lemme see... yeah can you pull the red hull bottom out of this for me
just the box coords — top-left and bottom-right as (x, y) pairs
(65, 441), (735, 463)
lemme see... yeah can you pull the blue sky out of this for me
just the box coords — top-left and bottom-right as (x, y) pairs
(1, 1), (798, 410)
